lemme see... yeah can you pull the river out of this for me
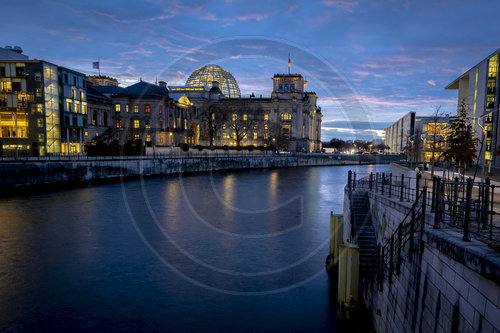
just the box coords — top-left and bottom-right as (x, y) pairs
(0, 164), (388, 332)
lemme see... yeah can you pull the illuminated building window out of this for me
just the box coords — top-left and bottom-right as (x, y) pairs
(96, 132), (99, 136)
(134, 120), (140, 128)
(74, 101), (80, 113)
(126, 105), (129, 113)
(84, 131), (88, 136)
(116, 119), (121, 128)
(254, 124), (258, 130)
(233, 113), (237, 121)
(145, 120), (151, 129)
(80, 91), (84, 100)
(145, 105), (150, 113)
(134, 105), (139, 113)
(1, 81), (12, 92)
(280, 112), (292, 121)
(146, 135), (151, 142)
(264, 124), (268, 130)
(243, 114), (247, 121)
(38, 134), (44, 142)
(211, 113), (215, 120)
(36, 88), (42, 97)
(223, 132), (227, 139)
(185, 136), (187, 144)
(159, 106), (163, 114)
(134, 134), (139, 140)
(0, 112), (28, 138)
(253, 132), (258, 139)
(184, 119), (187, 129)
(264, 114), (268, 121)
(82, 103), (87, 114)
(233, 131), (236, 139)
(71, 89), (76, 99)
(37, 119), (43, 127)
(115, 104), (121, 112)
(264, 143), (267, 147)
(223, 124), (226, 129)
(264, 133), (268, 139)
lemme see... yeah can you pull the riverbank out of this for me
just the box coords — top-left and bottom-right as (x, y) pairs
(0, 154), (403, 191)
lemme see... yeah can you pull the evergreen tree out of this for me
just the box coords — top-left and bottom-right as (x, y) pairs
(443, 99), (479, 176)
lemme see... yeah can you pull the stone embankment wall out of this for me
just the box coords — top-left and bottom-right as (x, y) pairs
(0, 154), (402, 188)
(345, 189), (500, 332)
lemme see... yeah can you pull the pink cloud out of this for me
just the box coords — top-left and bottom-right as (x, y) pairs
(320, 0), (358, 12)
(427, 80), (436, 86)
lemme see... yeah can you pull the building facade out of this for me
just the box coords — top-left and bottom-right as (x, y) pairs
(446, 49), (500, 168)
(173, 66), (323, 152)
(85, 84), (113, 142)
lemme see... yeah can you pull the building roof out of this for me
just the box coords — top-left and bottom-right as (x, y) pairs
(273, 74), (304, 79)
(0, 46), (28, 60)
(123, 81), (168, 97)
(93, 85), (126, 96)
(186, 65), (241, 98)
(86, 85), (112, 104)
(445, 48), (500, 90)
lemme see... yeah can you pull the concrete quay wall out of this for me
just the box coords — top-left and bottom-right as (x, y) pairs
(0, 154), (402, 188)
(365, 191), (500, 333)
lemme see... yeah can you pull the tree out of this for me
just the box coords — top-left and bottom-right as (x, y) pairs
(443, 99), (479, 177)
(428, 105), (445, 178)
(329, 138), (347, 151)
(199, 103), (224, 148)
(225, 109), (255, 148)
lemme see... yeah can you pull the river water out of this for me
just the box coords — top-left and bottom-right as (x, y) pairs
(0, 164), (388, 332)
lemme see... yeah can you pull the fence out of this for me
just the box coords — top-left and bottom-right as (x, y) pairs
(347, 171), (499, 243)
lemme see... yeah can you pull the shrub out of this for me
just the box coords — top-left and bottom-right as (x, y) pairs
(181, 143), (189, 152)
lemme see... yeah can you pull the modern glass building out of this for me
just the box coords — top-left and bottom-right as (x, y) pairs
(185, 65), (241, 98)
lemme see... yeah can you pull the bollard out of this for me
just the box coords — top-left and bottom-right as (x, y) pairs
(463, 177), (473, 241)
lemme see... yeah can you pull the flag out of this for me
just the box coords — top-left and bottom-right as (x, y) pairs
(288, 53), (290, 69)
(92, 61), (99, 69)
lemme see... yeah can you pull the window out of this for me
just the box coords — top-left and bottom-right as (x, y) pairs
(82, 79), (86, 89)
(211, 113), (215, 120)
(71, 88), (76, 99)
(254, 124), (258, 130)
(264, 124), (268, 130)
(115, 104), (120, 112)
(285, 84), (288, 91)
(184, 119), (187, 129)
(223, 132), (227, 139)
(233, 113), (237, 121)
(145, 120), (151, 129)
(264, 114), (268, 121)
(291, 84), (295, 91)
(15, 66), (25, 76)
(233, 131), (237, 139)
(1, 81), (12, 92)
(0, 66), (5, 76)
(38, 134), (44, 142)
(264, 133), (268, 139)
(145, 105), (150, 113)
(146, 135), (151, 142)
(80, 91), (84, 101)
(37, 119), (43, 127)
(134, 134), (140, 140)
(134, 120), (140, 128)
(116, 119), (121, 128)
(85, 131), (88, 136)
(223, 124), (226, 129)
(134, 105), (139, 113)
(243, 114), (247, 121)
(82, 103), (87, 114)
(64, 74), (68, 84)
(35, 73), (41, 81)
(67, 101), (72, 112)
(73, 76), (77, 86)
(126, 105), (129, 113)
(159, 106), (163, 114)
(36, 88), (42, 97)
(253, 132), (258, 139)
(281, 112), (292, 121)
(279, 84), (283, 91)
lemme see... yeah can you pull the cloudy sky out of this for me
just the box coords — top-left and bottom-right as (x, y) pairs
(2, 0), (499, 140)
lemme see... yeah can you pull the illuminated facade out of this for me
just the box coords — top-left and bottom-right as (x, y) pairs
(186, 65), (241, 98)
(0, 60), (63, 156)
(446, 49), (500, 167)
(177, 72), (322, 152)
(93, 80), (197, 146)
(59, 67), (87, 154)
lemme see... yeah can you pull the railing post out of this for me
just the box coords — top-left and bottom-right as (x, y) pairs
(415, 172), (421, 205)
(347, 170), (352, 191)
(409, 204), (415, 263)
(463, 177), (473, 242)
(389, 237), (394, 285)
(434, 177), (441, 229)
(381, 173), (385, 195)
(420, 188), (427, 253)
(353, 172), (357, 190)
(400, 174), (404, 202)
(397, 227), (402, 275)
(389, 173), (392, 197)
(376, 173), (379, 193)
(490, 185), (495, 240)
(452, 177), (459, 226)
(482, 178), (490, 230)
(379, 245), (384, 291)
(431, 176), (436, 212)
(369, 172), (373, 191)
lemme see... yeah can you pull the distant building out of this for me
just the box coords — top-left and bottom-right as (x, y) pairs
(446, 49), (500, 168)
(85, 84), (112, 142)
(385, 111), (450, 165)
(0, 46), (28, 60)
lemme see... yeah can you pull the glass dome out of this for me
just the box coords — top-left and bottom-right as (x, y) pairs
(186, 65), (241, 98)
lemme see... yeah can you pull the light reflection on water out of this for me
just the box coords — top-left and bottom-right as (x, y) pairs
(0, 164), (388, 332)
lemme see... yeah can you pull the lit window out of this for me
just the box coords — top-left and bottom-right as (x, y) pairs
(159, 106), (163, 114)
(146, 135), (151, 142)
(37, 104), (43, 114)
(233, 131), (236, 139)
(134, 134), (140, 140)
(264, 133), (268, 139)
(145, 105), (150, 113)
(115, 104), (121, 112)
(37, 119), (43, 127)
(84, 131), (88, 136)
(243, 114), (247, 121)
(80, 91), (84, 100)
(223, 124), (226, 129)
(126, 105), (129, 113)
(184, 119), (187, 129)
(211, 113), (215, 120)
(145, 120), (151, 129)
(264, 114), (268, 121)
(116, 119), (121, 128)
(71, 89), (76, 99)
(264, 124), (268, 130)
(38, 134), (44, 142)
(96, 132), (99, 136)
(134, 105), (139, 113)
(223, 132), (227, 139)
(134, 120), (140, 128)
(233, 113), (237, 121)
(253, 132), (257, 139)
(185, 136), (187, 144)
(280, 112), (291, 121)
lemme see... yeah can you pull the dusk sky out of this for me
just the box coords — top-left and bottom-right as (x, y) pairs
(3, 0), (499, 140)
